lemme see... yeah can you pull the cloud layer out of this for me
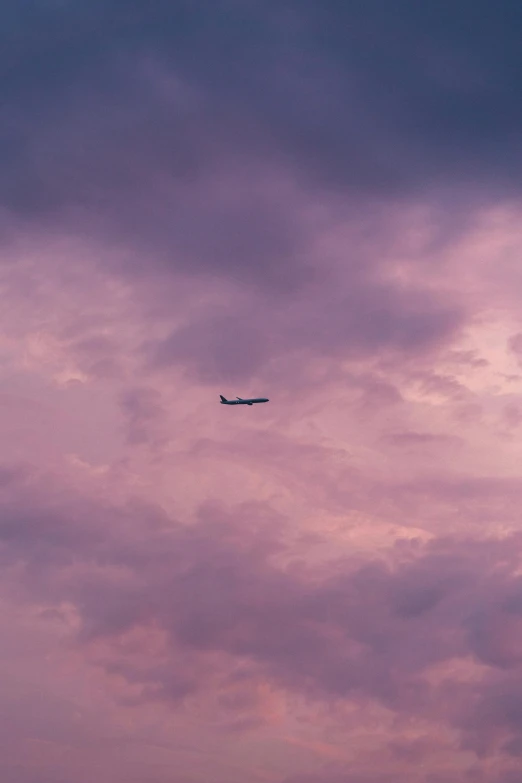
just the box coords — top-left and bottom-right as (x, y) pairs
(2, 1), (522, 781)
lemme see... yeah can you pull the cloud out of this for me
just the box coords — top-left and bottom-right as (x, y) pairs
(118, 387), (169, 447)
(2, 3), (522, 781)
(508, 333), (522, 364)
(383, 431), (461, 447)
(146, 272), (463, 384)
(2, 0), (522, 292)
(1, 463), (522, 752)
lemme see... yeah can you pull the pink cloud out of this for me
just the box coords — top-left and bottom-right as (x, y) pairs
(1, 5), (522, 779)
(1, 456), (522, 781)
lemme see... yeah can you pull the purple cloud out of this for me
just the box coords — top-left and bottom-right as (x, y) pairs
(1, 3), (522, 782)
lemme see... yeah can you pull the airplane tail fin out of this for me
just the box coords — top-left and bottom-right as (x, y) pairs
(219, 395), (228, 403)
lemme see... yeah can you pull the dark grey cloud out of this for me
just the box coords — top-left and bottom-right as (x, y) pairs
(145, 277), (463, 384)
(149, 312), (268, 383)
(4, 0), (522, 187)
(2, 0), (522, 290)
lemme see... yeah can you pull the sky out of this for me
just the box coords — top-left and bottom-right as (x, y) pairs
(3, 1), (522, 781)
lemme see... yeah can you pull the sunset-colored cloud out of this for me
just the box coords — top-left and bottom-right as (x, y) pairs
(2, 2), (522, 782)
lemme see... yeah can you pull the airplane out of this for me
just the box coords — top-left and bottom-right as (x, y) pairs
(220, 395), (269, 406)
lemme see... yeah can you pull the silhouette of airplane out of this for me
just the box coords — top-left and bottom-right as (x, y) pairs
(219, 395), (269, 406)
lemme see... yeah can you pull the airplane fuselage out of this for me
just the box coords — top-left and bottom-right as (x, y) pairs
(220, 395), (269, 406)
